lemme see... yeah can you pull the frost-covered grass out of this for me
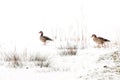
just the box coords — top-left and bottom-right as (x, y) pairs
(0, 42), (120, 80)
(78, 49), (120, 80)
(57, 41), (78, 56)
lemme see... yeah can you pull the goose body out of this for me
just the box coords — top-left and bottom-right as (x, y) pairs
(91, 34), (110, 47)
(39, 31), (53, 45)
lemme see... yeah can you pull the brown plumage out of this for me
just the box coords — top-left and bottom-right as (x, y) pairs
(39, 31), (53, 45)
(91, 34), (110, 48)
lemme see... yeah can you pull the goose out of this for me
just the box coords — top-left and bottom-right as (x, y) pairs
(39, 31), (53, 45)
(91, 34), (110, 48)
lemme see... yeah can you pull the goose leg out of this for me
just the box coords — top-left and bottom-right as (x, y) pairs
(44, 42), (46, 45)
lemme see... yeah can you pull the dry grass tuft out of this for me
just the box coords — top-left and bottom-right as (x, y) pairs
(29, 54), (51, 68)
(4, 53), (23, 68)
(57, 42), (78, 56)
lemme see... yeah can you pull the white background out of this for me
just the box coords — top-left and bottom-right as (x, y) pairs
(0, 0), (120, 48)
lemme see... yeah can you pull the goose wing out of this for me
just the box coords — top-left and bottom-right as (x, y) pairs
(42, 36), (53, 41)
(98, 37), (110, 42)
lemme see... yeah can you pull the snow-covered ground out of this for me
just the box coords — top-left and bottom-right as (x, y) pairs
(0, 44), (120, 80)
(0, 0), (120, 80)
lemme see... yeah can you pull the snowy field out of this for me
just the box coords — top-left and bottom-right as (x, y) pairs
(0, 43), (120, 80)
(1, 0), (120, 80)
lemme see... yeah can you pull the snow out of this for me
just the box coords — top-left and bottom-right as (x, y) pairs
(0, 46), (120, 80)
(0, 0), (120, 80)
